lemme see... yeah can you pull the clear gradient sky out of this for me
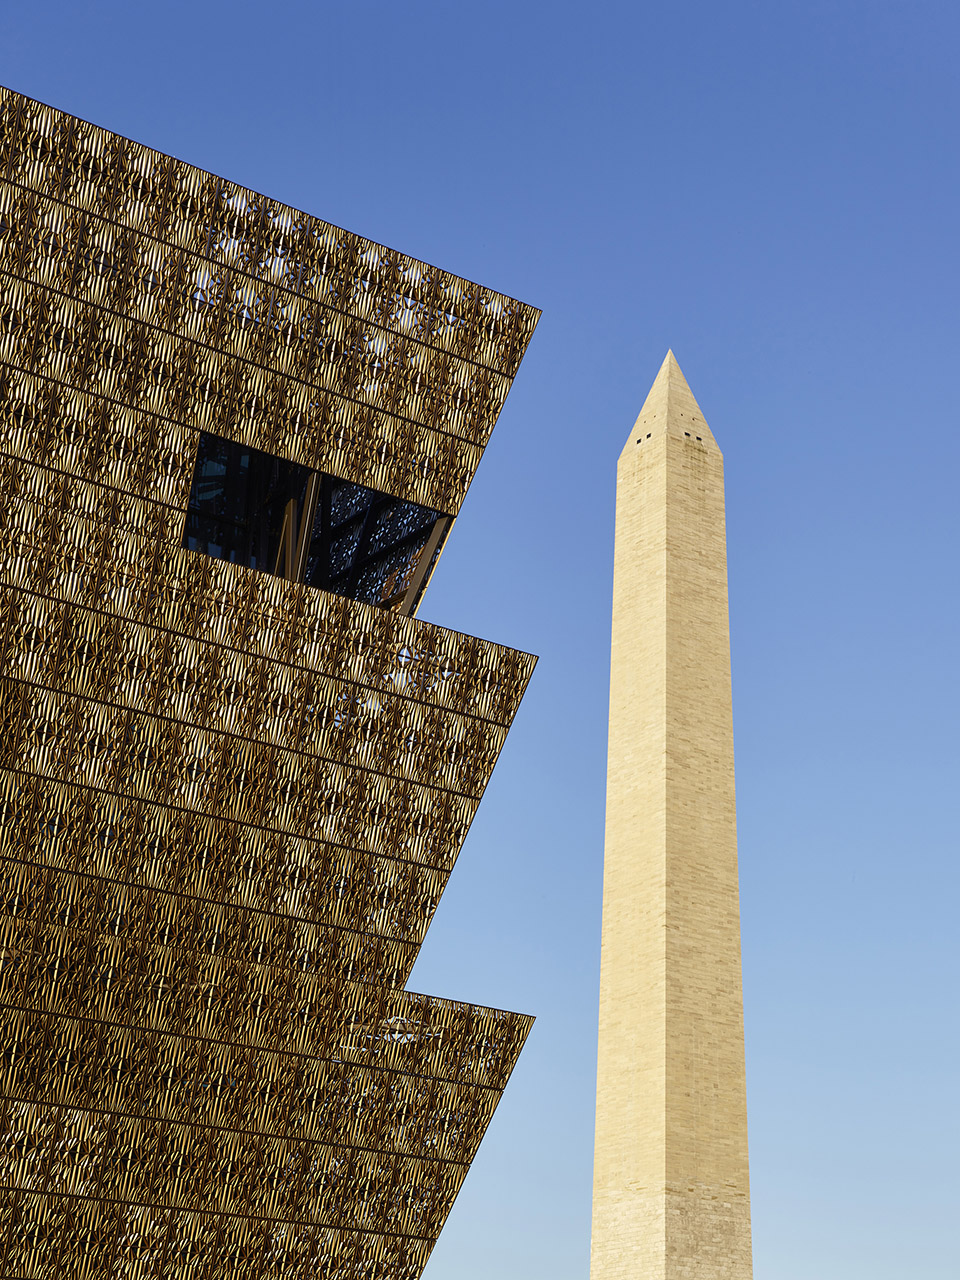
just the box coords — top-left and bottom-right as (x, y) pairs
(2, 3), (958, 1277)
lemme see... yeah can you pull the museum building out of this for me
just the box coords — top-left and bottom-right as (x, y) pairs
(0, 85), (538, 1279)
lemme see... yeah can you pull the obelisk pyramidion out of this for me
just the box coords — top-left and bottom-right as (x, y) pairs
(591, 352), (753, 1279)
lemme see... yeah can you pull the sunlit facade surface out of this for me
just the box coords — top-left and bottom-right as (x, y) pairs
(0, 85), (538, 1279)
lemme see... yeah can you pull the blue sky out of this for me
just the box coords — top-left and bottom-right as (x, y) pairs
(3, 2), (959, 1276)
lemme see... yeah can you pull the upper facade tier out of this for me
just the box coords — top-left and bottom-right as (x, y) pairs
(0, 85), (540, 517)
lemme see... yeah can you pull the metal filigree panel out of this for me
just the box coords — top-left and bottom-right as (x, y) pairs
(0, 86), (539, 516)
(0, 85), (537, 1280)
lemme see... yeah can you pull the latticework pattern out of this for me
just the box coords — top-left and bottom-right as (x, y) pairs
(0, 86), (538, 1280)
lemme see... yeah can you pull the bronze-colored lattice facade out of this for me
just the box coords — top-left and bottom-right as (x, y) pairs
(0, 85), (539, 1279)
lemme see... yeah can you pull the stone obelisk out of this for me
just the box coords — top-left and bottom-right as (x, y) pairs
(591, 352), (752, 1279)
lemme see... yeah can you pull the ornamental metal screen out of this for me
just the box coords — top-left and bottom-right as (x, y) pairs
(0, 85), (538, 1280)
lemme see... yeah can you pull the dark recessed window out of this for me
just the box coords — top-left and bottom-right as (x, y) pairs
(183, 432), (450, 614)
(183, 433), (308, 574)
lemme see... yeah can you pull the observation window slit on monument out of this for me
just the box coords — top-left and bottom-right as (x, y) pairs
(182, 430), (452, 614)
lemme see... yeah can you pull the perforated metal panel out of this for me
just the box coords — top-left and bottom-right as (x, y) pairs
(0, 85), (537, 1280)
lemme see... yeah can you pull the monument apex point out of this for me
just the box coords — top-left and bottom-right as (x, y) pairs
(623, 348), (719, 455)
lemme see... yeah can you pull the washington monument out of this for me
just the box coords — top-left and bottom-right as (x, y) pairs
(591, 353), (753, 1278)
